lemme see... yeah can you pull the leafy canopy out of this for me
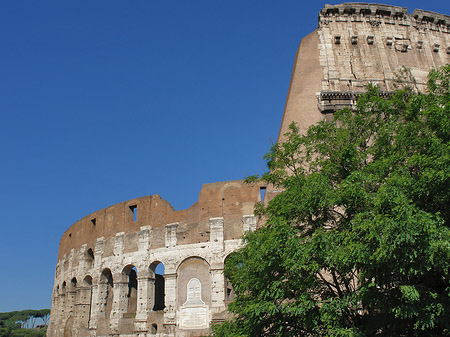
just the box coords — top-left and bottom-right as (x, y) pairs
(212, 65), (450, 337)
(0, 309), (50, 337)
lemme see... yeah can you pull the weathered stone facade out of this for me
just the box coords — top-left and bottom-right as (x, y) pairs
(49, 3), (450, 337)
(48, 181), (262, 337)
(279, 3), (450, 139)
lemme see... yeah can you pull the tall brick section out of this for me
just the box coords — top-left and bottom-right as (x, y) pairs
(278, 3), (450, 141)
(48, 4), (450, 337)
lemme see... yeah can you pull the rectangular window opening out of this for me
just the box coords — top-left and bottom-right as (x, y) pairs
(129, 205), (137, 222)
(91, 218), (96, 227)
(260, 187), (267, 202)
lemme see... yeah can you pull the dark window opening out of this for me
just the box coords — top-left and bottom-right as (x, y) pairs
(69, 233), (72, 238)
(102, 269), (114, 319)
(326, 8), (339, 16)
(91, 218), (96, 227)
(151, 323), (158, 333)
(151, 262), (165, 311)
(225, 276), (235, 302)
(260, 187), (266, 203)
(154, 274), (165, 310)
(83, 276), (93, 326)
(422, 16), (434, 23)
(343, 7), (355, 15)
(376, 9), (391, 17)
(87, 248), (94, 261)
(127, 267), (138, 313)
(129, 205), (137, 222)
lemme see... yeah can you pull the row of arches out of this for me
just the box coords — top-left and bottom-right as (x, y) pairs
(56, 261), (166, 322)
(52, 255), (235, 335)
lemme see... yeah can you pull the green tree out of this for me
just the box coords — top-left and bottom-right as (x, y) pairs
(213, 65), (450, 336)
(0, 310), (49, 337)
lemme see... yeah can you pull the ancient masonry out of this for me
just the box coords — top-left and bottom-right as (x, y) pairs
(48, 3), (450, 337)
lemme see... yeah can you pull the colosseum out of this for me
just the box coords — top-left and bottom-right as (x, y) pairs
(48, 3), (450, 337)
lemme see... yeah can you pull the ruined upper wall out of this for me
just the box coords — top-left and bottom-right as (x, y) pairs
(58, 180), (261, 259)
(278, 3), (450, 139)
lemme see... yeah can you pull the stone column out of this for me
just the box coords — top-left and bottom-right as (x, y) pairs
(242, 215), (257, 233)
(139, 225), (152, 251)
(58, 292), (66, 337)
(209, 217), (224, 247)
(163, 272), (177, 336)
(76, 285), (92, 332)
(165, 223), (178, 248)
(209, 217), (226, 317)
(134, 273), (152, 334)
(109, 277), (128, 332)
(66, 285), (77, 336)
(49, 289), (59, 337)
(88, 283), (99, 331)
(210, 266), (226, 316)
(89, 237), (104, 331)
(114, 232), (125, 256)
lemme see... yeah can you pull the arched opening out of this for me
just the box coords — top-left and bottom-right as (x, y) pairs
(55, 284), (60, 319)
(63, 315), (73, 337)
(83, 275), (93, 286)
(85, 248), (94, 269)
(70, 277), (77, 289)
(176, 257), (211, 330)
(151, 323), (158, 333)
(224, 256), (235, 302)
(82, 276), (93, 327)
(100, 269), (114, 319)
(122, 265), (138, 314)
(149, 261), (165, 311)
(66, 277), (77, 316)
(61, 281), (67, 320)
(224, 276), (235, 302)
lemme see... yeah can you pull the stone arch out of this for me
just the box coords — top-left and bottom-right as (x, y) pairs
(83, 275), (93, 286)
(176, 255), (211, 272)
(219, 181), (244, 196)
(85, 248), (94, 269)
(70, 277), (77, 290)
(63, 315), (73, 337)
(176, 257), (211, 307)
(150, 323), (158, 334)
(177, 257), (211, 330)
(100, 268), (114, 319)
(60, 281), (67, 319)
(122, 264), (138, 314)
(149, 261), (165, 311)
(66, 277), (77, 318)
(223, 255), (235, 302)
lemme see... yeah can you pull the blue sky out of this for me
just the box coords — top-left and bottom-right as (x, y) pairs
(0, 0), (448, 312)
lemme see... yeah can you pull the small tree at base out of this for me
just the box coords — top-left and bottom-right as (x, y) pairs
(212, 65), (450, 337)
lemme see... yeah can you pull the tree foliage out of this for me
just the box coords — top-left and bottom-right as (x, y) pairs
(0, 309), (50, 337)
(213, 65), (450, 337)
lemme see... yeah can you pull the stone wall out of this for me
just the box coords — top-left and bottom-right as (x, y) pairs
(48, 181), (262, 337)
(279, 3), (450, 139)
